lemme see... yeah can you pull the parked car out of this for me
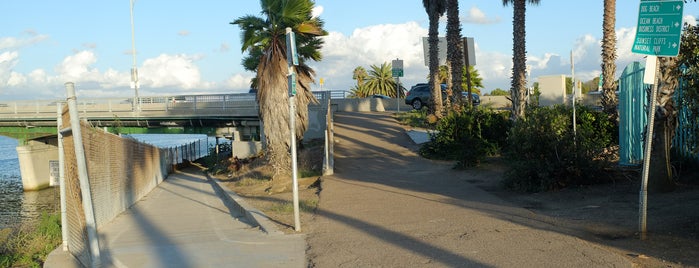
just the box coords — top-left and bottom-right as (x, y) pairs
(404, 83), (446, 110)
(461, 92), (481, 106)
(371, 94), (391, 99)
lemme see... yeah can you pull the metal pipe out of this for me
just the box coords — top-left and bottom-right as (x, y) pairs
(65, 82), (102, 266)
(56, 102), (68, 251)
(639, 56), (660, 240)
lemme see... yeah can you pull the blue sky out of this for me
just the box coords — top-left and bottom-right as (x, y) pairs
(1, 1), (697, 100)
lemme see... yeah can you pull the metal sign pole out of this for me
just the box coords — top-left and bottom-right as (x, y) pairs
(285, 27), (301, 232)
(639, 55), (660, 240)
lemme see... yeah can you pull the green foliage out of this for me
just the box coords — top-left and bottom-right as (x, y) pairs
(679, 23), (699, 155)
(419, 108), (510, 168)
(488, 88), (510, 96)
(503, 105), (617, 192)
(393, 109), (433, 129)
(431, 65), (484, 95)
(0, 212), (62, 268)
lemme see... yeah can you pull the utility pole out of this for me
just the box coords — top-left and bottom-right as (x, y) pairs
(130, 0), (141, 111)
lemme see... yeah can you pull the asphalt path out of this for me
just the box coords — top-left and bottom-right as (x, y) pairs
(305, 112), (631, 268)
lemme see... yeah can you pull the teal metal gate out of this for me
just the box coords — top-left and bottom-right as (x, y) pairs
(619, 62), (650, 166)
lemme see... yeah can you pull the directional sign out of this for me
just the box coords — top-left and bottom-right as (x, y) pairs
(632, 0), (684, 57)
(391, 59), (404, 77)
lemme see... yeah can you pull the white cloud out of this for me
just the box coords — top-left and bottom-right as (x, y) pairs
(224, 73), (254, 91)
(463, 6), (501, 24)
(0, 34), (48, 50)
(312, 6), (324, 18)
(314, 22), (428, 90)
(139, 53), (207, 89)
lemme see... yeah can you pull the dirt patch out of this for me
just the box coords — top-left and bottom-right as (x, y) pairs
(210, 141), (324, 234)
(206, 134), (699, 266)
(465, 158), (699, 267)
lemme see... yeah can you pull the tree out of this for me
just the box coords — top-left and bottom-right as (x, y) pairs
(364, 62), (401, 97)
(434, 65), (483, 95)
(601, 0), (618, 120)
(231, 0), (327, 177)
(352, 66), (368, 87)
(423, 0), (446, 118)
(489, 88), (510, 96)
(502, 0), (540, 121)
(446, 0), (464, 109)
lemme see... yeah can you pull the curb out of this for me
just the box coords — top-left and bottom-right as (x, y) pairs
(206, 174), (284, 235)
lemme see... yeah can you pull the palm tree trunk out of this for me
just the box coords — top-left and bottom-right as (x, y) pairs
(601, 0), (618, 120)
(428, 11), (444, 117)
(649, 56), (678, 192)
(510, 0), (528, 120)
(446, 0), (463, 110)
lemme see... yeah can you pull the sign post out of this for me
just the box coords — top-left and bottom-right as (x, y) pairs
(392, 59), (404, 112)
(285, 27), (301, 232)
(632, 0), (683, 240)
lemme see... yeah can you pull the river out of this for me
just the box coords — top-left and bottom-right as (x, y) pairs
(0, 134), (214, 229)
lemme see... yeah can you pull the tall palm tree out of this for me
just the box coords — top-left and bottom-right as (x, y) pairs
(503, 0), (540, 121)
(601, 0), (618, 120)
(423, 0), (446, 118)
(435, 65), (483, 95)
(231, 0), (327, 177)
(352, 66), (368, 87)
(364, 62), (400, 97)
(446, 0), (464, 109)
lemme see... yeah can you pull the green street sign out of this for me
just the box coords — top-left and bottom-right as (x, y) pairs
(392, 69), (403, 77)
(632, 0), (684, 57)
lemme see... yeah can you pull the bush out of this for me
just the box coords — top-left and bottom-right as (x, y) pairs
(419, 108), (510, 168)
(0, 212), (62, 268)
(503, 105), (617, 192)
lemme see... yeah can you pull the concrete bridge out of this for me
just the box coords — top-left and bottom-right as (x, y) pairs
(0, 93), (263, 143)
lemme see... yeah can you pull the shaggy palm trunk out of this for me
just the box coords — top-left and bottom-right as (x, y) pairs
(510, 0), (528, 120)
(427, 6), (444, 117)
(649, 56), (678, 192)
(257, 42), (316, 178)
(601, 0), (618, 120)
(446, 0), (463, 110)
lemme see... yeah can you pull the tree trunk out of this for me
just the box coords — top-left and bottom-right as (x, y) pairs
(428, 10), (444, 118)
(601, 0), (618, 120)
(510, 0), (528, 120)
(446, 0), (463, 110)
(648, 56), (679, 192)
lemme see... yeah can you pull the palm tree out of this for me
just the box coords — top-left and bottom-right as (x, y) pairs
(352, 66), (368, 87)
(364, 62), (400, 97)
(446, 0), (464, 109)
(502, 0), (540, 121)
(435, 65), (483, 95)
(601, 0), (618, 120)
(647, 56), (679, 192)
(423, 0), (446, 118)
(231, 0), (327, 177)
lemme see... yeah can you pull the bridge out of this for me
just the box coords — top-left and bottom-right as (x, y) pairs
(0, 93), (263, 143)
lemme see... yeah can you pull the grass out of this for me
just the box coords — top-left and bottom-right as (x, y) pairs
(393, 109), (433, 129)
(0, 212), (62, 268)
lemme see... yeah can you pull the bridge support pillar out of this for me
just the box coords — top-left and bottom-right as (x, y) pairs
(16, 140), (58, 191)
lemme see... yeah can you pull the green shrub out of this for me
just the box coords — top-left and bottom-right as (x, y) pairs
(503, 105), (617, 192)
(419, 108), (510, 167)
(0, 212), (62, 268)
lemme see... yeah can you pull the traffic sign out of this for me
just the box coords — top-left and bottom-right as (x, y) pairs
(391, 59), (404, 77)
(632, 0), (684, 57)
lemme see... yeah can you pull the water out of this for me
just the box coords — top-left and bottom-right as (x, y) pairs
(0, 136), (59, 228)
(0, 134), (216, 229)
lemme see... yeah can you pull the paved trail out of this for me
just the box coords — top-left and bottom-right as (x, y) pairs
(306, 112), (631, 268)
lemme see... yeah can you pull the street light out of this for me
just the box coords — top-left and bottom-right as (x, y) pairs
(130, 0), (141, 111)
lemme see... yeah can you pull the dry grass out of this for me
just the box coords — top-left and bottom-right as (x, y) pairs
(212, 140), (324, 233)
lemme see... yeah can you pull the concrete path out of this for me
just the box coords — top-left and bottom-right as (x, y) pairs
(306, 112), (632, 267)
(45, 169), (305, 268)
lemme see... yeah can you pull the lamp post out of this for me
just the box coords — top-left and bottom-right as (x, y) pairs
(130, 0), (141, 111)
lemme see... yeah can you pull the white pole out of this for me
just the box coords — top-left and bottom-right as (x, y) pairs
(56, 102), (68, 251)
(65, 82), (102, 266)
(286, 27), (301, 232)
(571, 50), (577, 139)
(640, 55), (660, 240)
(130, 0), (141, 111)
